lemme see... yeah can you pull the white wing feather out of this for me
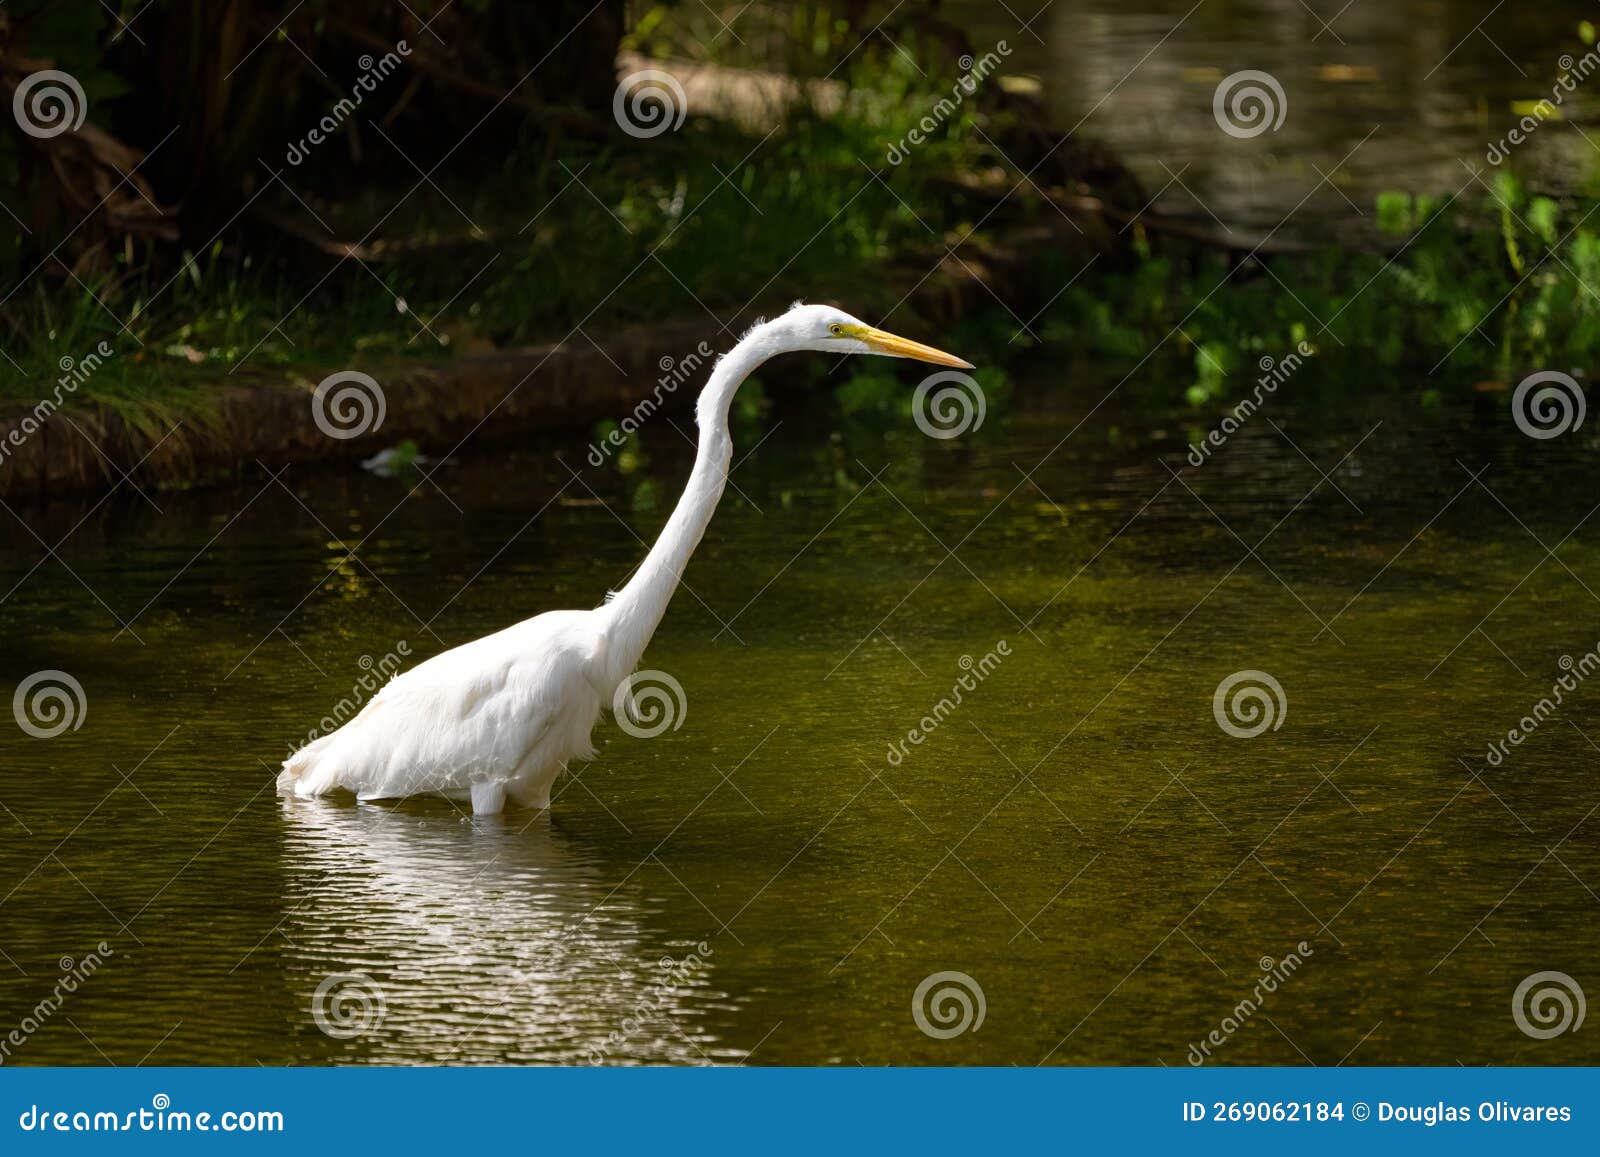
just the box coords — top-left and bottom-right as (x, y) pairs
(279, 610), (606, 809)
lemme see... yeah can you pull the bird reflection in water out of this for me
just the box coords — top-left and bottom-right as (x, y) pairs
(277, 798), (744, 1065)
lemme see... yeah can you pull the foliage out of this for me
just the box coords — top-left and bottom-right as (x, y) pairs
(1, 2), (1009, 414)
(1043, 175), (1600, 403)
(2, 1), (1597, 430)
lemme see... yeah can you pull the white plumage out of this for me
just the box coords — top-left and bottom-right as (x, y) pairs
(281, 612), (603, 813)
(278, 303), (972, 814)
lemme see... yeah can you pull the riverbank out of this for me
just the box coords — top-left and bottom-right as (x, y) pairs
(0, 224), (1099, 498)
(1, 32), (1137, 499)
(5, 42), (1595, 499)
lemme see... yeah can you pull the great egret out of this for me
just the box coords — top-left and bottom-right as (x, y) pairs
(278, 303), (973, 814)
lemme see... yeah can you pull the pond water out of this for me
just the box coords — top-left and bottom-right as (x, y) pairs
(2, 365), (1596, 1066)
(951, 0), (1600, 235)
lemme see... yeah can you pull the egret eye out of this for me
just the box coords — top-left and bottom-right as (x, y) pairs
(828, 323), (845, 337)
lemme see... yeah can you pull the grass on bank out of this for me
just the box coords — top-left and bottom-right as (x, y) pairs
(0, 42), (988, 411)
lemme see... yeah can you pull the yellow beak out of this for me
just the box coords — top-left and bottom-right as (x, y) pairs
(855, 325), (974, 369)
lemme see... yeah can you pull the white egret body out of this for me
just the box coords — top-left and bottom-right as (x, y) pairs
(278, 303), (972, 814)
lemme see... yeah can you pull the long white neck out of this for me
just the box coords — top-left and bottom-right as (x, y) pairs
(597, 327), (775, 686)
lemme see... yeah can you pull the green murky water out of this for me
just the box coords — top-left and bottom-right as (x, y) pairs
(950, 0), (1600, 236)
(2, 369), (1597, 1066)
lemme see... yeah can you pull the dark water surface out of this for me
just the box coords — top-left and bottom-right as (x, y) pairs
(2, 367), (1597, 1066)
(951, 0), (1600, 235)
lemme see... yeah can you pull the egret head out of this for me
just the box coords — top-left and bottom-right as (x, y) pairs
(774, 303), (973, 368)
